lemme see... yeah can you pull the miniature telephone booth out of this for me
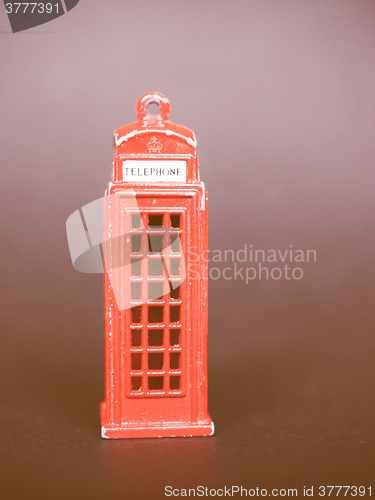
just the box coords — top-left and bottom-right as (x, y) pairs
(101, 92), (214, 438)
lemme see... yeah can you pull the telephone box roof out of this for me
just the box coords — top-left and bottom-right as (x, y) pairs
(113, 92), (197, 152)
(114, 121), (196, 148)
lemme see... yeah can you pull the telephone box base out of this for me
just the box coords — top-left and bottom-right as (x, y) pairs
(101, 405), (214, 439)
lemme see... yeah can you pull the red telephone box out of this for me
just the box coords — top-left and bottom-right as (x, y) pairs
(101, 92), (214, 438)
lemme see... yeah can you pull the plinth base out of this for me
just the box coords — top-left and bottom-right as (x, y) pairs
(101, 403), (214, 439)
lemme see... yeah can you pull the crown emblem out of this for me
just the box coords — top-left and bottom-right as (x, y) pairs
(147, 136), (163, 154)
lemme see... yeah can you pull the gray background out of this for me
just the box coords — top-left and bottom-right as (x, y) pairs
(1, 1), (374, 498)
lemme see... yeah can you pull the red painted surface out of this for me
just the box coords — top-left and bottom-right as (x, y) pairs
(101, 92), (214, 438)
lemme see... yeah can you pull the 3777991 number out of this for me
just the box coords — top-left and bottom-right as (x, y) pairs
(5, 3), (60, 14)
(319, 486), (371, 496)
